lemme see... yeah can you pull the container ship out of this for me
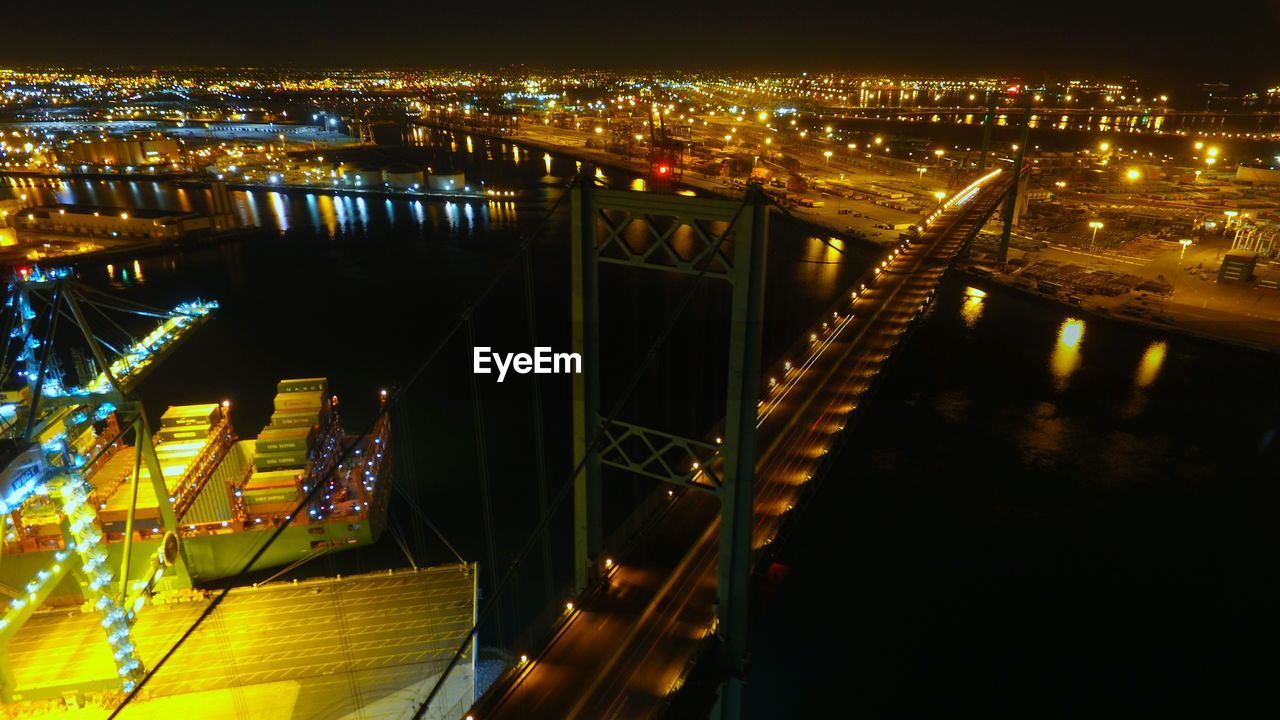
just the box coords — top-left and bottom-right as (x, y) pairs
(0, 267), (396, 697)
(0, 376), (393, 601)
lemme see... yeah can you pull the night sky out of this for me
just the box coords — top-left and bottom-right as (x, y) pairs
(6, 0), (1277, 89)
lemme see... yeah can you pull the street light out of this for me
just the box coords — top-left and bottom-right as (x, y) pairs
(1088, 220), (1104, 252)
(823, 150), (833, 166)
(916, 166), (927, 185)
(1179, 238), (1193, 259)
(933, 190), (946, 208)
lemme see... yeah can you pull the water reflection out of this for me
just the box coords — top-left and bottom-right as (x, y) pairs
(544, 153), (553, 175)
(1050, 317), (1085, 390)
(1135, 340), (1167, 389)
(1122, 340), (1168, 417)
(960, 286), (986, 329)
(267, 192), (290, 231)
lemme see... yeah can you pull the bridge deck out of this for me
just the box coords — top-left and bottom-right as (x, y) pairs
(472, 172), (1010, 720)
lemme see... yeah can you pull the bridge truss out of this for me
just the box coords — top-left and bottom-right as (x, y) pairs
(572, 182), (768, 718)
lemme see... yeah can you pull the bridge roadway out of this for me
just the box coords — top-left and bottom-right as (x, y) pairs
(471, 170), (1011, 720)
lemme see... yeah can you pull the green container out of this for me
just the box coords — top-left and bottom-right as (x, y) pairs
(273, 391), (323, 413)
(277, 377), (328, 394)
(157, 426), (208, 443)
(255, 450), (308, 470)
(242, 487), (299, 505)
(269, 411), (320, 429)
(246, 469), (299, 491)
(254, 427), (313, 455)
(160, 404), (220, 428)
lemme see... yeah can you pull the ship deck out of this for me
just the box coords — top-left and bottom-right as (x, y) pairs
(6, 565), (477, 719)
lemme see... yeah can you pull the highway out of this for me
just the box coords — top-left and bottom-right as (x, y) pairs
(470, 170), (1011, 719)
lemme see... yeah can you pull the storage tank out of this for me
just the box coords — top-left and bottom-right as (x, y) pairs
(426, 172), (466, 193)
(344, 168), (382, 187)
(384, 168), (426, 191)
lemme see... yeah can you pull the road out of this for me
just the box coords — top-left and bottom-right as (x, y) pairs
(506, 122), (933, 246)
(471, 171), (1010, 719)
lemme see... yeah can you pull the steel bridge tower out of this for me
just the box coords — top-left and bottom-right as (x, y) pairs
(571, 178), (768, 718)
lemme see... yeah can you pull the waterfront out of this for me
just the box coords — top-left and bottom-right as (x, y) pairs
(1, 135), (877, 638)
(749, 277), (1280, 716)
(3, 134), (1278, 713)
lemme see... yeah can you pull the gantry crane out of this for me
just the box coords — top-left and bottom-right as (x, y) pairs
(0, 265), (216, 701)
(647, 103), (686, 189)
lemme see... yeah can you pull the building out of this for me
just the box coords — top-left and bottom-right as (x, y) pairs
(1218, 249), (1257, 283)
(61, 138), (180, 167)
(1235, 166), (1280, 185)
(17, 205), (214, 243)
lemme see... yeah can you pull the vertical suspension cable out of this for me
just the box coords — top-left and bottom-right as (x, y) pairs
(522, 248), (556, 606)
(466, 316), (505, 647)
(392, 401), (431, 565)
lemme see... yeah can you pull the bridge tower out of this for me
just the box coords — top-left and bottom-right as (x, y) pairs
(571, 177), (768, 718)
(998, 93), (1034, 263)
(977, 92), (998, 173)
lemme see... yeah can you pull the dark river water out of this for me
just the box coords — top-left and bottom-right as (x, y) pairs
(3, 131), (1278, 715)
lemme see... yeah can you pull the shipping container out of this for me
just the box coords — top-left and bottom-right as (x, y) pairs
(272, 391), (323, 413)
(246, 469), (300, 490)
(157, 426), (209, 443)
(242, 487), (300, 505)
(255, 449), (308, 470)
(254, 426), (315, 456)
(268, 411), (321, 429)
(240, 500), (297, 516)
(277, 377), (328, 395)
(160, 404), (220, 428)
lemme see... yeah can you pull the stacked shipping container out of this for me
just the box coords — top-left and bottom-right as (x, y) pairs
(241, 378), (329, 515)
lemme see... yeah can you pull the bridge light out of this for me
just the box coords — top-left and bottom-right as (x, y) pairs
(604, 557), (614, 569)
(565, 601), (574, 612)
